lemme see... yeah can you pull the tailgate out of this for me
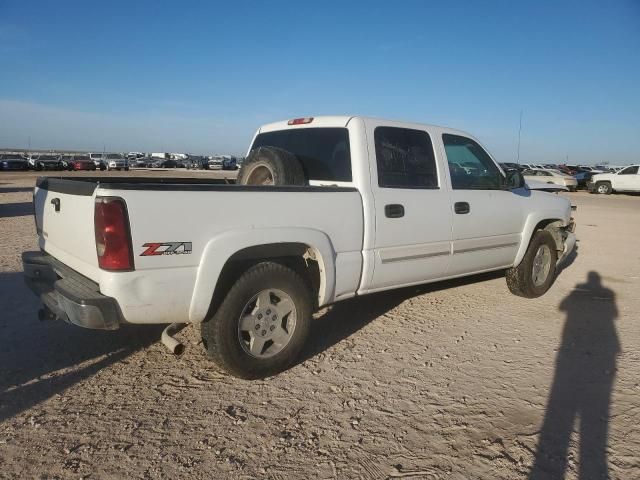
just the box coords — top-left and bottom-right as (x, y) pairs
(34, 178), (100, 281)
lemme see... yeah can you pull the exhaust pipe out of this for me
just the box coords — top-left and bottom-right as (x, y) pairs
(161, 322), (186, 355)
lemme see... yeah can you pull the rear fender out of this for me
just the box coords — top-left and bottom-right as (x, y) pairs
(188, 228), (336, 323)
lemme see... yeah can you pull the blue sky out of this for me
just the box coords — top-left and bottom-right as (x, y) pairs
(0, 0), (638, 164)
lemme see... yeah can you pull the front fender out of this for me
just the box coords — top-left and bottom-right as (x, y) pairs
(188, 227), (336, 323)
(513, 209), (571, 267)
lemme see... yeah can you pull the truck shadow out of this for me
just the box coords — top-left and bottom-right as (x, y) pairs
(0, 186), (34, 193)
(0, 202), (34, 218)
(0, 272), (162, 423)
(299, 270), (505, 363)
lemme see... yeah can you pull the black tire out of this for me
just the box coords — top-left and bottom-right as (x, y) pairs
(595, 181), (612, 195)
(201, 261), (313, 379)
(506, 230), (558, 298)
(237, 146), (306, 186)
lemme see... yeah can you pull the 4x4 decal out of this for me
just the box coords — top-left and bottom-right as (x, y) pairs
(141, 242), (192, 256)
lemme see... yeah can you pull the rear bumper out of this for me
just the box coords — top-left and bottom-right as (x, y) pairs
(22, 251), (122, 330)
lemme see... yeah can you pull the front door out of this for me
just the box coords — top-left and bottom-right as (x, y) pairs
(367, 124), (453, 292)
(616, 165), (640, 191)
(441, 133), (524, 275)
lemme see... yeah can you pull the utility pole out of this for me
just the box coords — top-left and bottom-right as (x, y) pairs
(516, 110), (523, 164)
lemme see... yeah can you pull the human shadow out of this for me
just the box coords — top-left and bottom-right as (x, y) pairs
(0, 272), (162, 423)
(0, 202), (34, 218)
(529, 272), (620, 479)
(299, 270), (505, 363)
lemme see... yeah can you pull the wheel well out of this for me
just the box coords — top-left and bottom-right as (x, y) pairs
(205, 243), (322, 320)
(534, 219), (565, 252)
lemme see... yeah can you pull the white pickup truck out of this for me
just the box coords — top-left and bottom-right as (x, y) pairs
(23, 116), (576, 379)
(588, 164), (640, 194)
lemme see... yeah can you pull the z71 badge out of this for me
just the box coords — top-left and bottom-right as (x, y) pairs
(141, 242), (192, 256)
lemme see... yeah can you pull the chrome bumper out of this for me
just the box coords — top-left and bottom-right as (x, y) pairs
(22, 251), (122, 330)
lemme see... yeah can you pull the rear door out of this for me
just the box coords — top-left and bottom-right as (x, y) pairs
(367, 123), (453, 291)
(441, 133), (524, 275)
(34, 179), (100, 280)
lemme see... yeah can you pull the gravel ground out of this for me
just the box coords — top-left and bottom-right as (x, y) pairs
(1, 171), (639, 480)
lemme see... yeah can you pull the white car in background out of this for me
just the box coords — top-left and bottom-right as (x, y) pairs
(588, 165), (640, 194)
(522, 168), (577, 191)
(105, 153), (129, 171)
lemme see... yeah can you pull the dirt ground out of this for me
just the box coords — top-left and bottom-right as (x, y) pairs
(1, 171), (639, 480)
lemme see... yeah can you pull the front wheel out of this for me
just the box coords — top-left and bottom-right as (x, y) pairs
(595, 182), (612, 194)
(506, 230), (558, 298)
(201, 262), (313, 379)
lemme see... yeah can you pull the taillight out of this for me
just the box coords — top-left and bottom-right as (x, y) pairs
(287, 117), (314, 125)
(94, 197), (134, 271)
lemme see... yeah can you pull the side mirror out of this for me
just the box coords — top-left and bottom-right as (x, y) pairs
(505, 169), (525, 190)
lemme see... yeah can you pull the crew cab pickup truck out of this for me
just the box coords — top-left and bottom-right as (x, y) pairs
(23, 116), (576, 379)
(588, 164), (640, 194)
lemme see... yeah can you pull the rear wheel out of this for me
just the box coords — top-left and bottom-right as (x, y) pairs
(506, 230), (558, 298)
(201, 262), (312, 379)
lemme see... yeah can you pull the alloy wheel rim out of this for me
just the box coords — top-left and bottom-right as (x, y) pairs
(532, 244), (552, 287)
(237, 289), (297, 358)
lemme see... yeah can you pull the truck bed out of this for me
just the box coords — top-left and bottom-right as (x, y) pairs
(34, 176), (364, 325)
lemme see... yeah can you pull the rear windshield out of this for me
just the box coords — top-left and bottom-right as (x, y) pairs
(251, 127), (352, 182)
(74, 156), (90, 161)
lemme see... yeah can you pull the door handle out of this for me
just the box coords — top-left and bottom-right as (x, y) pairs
(454, 202), (470, 214)
(50, 198), (60, 212)
(385, 204), (405, 218)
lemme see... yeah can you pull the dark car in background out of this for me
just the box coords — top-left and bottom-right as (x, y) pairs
(68, 155), (97, 171)
(222, 156), (238, 170)
(31, 154), (61, 171)
(184, 155), (208, 169)
(161, 159), (178, 168)
(0, 154), (29, 171)
(574, 171), (594, 189)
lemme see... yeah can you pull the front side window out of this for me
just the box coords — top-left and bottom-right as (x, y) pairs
(619, 166), (639, 175)
(374, 127), (438, 189)
(443, 134), (503, 190)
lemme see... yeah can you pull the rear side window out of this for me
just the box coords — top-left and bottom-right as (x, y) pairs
(374, 127), (438, 189)
(251, 128), (352, 181)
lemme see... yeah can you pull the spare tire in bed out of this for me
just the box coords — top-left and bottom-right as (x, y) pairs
(237, 146), (306, 186)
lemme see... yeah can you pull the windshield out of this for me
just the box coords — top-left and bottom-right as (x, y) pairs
(74, 156), (90, 161)
(39, 155), (58, 161)
(107, 154), (123, 159)
(251, 127), (352, 181)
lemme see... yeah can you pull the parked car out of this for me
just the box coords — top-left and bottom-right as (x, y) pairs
(105, 153), (129, 171)
(161, 159), (178, 168)
(30, 154), (61, 171)
(89, 153), (106, 170)
(66, 155), (97, 171)
(222, 156), (238, 170)
(58, 155), (74, 170)
(184, 155), (208, 169)
(133, 157), (152, 168)
(23, 115), (576, 379)
(573, 171), (594, 189)
(208, 156), (224, 170)
(588, 165), (640, 194)
(499, 162), (523, 171)
(0, 154), (29, 171)
(522, 168), (577, 191)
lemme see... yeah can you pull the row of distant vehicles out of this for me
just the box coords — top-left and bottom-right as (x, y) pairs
(0, 152), (240, 172)
(498, 162), (625, 191)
